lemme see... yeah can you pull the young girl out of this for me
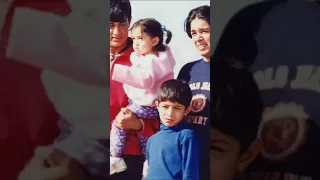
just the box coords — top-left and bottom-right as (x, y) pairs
(110, 18), (175, 174)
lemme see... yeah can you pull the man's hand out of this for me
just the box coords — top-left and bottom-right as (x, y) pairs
(115, 108), (143, 131)
(18, 146), (89, 180)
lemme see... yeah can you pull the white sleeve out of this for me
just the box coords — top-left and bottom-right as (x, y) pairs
(6, 8), (108, 87)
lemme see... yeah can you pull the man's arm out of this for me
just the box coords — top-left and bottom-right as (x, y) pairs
(6, 8), (108, 87)
(114, 108), (160, 136)
(181, 134), (200, 180)
(136, 118), (160, 138)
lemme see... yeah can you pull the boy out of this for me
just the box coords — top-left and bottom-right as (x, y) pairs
(210, 58), (264, 180)
(144, 79), (200, 180)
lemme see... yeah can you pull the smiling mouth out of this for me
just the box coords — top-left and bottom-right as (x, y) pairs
(112, 37), (122, 41)
(198, 44), (207, 50)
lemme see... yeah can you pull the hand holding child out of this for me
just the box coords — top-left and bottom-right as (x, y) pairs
(115, 108), (143, 131)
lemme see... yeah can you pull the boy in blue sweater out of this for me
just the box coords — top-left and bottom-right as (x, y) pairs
(143, 79), (199, 180)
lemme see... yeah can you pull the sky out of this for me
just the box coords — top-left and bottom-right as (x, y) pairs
(130, 1), (210, 76)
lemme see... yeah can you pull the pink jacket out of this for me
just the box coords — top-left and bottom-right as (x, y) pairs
(112, 45), (176, 106)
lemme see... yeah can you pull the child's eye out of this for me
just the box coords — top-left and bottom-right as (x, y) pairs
(174, 107), (180, 110)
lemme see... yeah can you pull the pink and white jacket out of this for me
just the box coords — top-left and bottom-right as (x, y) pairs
(112, 45), (176, 107)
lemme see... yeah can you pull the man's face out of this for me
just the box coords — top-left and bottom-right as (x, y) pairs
(210, 128), (241, 180)
(110, 18), (130, 49)
(190, 18), (210, 60)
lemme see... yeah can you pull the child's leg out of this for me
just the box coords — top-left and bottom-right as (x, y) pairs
(110, 120), (127, 157)
(53, 119), (109, 178)
(127, 103), (159, 155)
(110, 118), (128, 175)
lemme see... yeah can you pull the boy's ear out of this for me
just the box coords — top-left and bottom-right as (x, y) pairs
(236, 139), (263, 173)
(155, 101), (159, 108)
(184, 106), (192, 116)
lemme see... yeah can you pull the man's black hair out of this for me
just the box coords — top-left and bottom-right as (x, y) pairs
(184, 5), (210, 38)
(110, 0), (132, 23)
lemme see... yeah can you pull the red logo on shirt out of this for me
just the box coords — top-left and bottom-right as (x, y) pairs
(191, 94), (207, 113)
(257, 102), (309, 162)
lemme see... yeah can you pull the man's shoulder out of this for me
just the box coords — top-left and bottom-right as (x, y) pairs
(180, 59), (202, 72)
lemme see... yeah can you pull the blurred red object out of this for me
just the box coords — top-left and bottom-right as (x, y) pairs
(0, 0), (70, 179)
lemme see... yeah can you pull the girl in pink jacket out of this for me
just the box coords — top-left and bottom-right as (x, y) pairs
(110, 18), (175, 174)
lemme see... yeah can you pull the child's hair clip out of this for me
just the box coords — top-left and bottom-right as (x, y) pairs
(161, 25), (166, 31)
(161, 25), (172, 44)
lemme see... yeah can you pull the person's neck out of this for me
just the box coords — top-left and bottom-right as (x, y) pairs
(203, 56), (210, 62)
(110, 41), (128, 55)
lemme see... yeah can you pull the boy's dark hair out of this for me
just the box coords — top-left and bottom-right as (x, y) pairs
(211, 57), (263, 155)
(110, 0), (132, 23)
(131, 18), (172, 52)
(157, 79), (192, 109)
(184, 5), (210, 38)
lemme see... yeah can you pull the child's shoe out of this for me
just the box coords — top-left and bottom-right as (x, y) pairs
(110, 156), (127, 175)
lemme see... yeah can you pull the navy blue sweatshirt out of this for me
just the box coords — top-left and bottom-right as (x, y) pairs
(214, 0), (320, 179)
(177, 59), (210, 179)
(145, 121), (199, 180)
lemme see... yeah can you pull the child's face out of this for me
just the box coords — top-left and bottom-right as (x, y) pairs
(210, 128), (263, 180)
(156, 101), (191, 127)
(131, 26), (159, 55)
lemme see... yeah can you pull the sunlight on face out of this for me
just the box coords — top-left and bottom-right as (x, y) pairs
(190, 18), (210, 60)
(156, 101), (189, 127)
(110, 19), (130, 49)
(131, 26), (156, 55)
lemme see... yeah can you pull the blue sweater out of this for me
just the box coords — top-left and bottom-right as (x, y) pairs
(177, 59), (210, 179)
(146, 122), (199, 180)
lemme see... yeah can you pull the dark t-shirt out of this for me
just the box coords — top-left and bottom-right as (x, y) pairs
(178, 59), (210, 180)
(214, 0), (320, 179)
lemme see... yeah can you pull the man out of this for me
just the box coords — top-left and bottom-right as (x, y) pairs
(210, 58), (264, 180)
(109, 0), (160, 179)
(214, 0), (320, 179)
